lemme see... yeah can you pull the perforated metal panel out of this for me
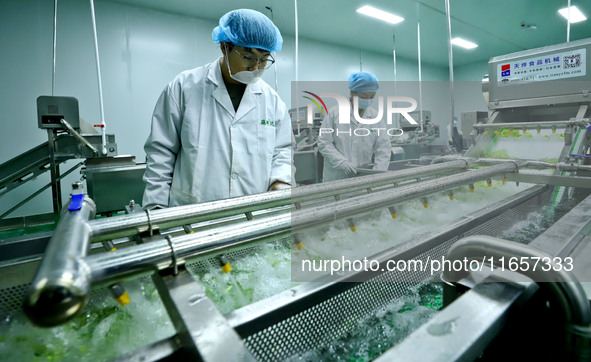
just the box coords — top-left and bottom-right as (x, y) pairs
(465, 190), (552, 240)
(240, 191), (554, 361)
(0, 284), (28, 315)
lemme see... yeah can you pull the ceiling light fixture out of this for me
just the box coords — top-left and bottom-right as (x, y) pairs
(451, 37), (478, 49)
(356, 5), (404, 25)
(558, 6), (587, 23)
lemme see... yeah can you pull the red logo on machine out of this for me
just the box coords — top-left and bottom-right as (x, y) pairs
(501, 64), (511, 77)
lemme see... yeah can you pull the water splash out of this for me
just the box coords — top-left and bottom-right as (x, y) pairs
(285, 283), (443, 361)
(0, 279), (174, 362)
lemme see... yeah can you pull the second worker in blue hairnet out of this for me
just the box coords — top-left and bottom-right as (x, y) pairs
(142, 9), (293, 209)
(318, 72), (391, 182)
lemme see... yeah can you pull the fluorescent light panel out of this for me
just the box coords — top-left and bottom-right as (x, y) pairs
(357, 5), (404, 25)
(558, 6), (587, 23)
(451, 37), (478, 49)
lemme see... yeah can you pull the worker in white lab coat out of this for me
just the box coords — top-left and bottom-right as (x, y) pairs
(318, 72), (391, 182)
(142, 9), (293, 209)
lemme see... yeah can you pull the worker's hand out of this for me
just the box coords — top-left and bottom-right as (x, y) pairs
(339, 161), (357, 176)
(269, 181), (291, 191)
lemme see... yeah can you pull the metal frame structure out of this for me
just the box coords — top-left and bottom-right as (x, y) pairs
(2, 39), (591, 361)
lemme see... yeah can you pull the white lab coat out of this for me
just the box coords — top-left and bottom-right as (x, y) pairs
(142, 59), (293, 209)
(317, 105), (391, 182)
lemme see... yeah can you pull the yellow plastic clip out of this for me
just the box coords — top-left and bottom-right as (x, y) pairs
(110, 284), (130, 307)
(388, 207), (397, 219)
(347, 219), (357, 232)
(221, 263), (232, 273)
(295, 241), (304, 250)
(116, 291), (130, 306)
(219, 255), (232, 273)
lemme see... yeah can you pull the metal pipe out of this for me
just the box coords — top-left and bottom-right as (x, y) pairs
(442, 235), (591, 326)
(87, 211), (292, 285)
(88, 190), (291, 242)
(471, 157), (591, 172)
(558, 163), (591, 172)
(359, 48), (362, 71)
(47, 130), (62, 219)
(430, 154), (462, 165)
(445, 0), (455, 121)
(265, 6), (278, 92)
(89, 0), (107, 155)
(294, 0), (298, 82)
(417, 19), (424, 134)
(567, 0), (571, 43)
(24, 184), (96, 327)
(291, 162), (520, 232)
(86, 163), (516, 284)
(88, 160), (472, 241)
(392, 34), (397, 91)
(52, 0), (57, 96)
(292, 159), (471, 203)
(472, 119), (589, 129)
(60, 119), (99, 156)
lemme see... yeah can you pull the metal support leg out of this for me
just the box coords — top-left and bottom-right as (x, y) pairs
(47, 130), (62, 219)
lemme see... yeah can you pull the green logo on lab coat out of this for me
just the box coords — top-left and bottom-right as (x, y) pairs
(261, 120), (275, 127)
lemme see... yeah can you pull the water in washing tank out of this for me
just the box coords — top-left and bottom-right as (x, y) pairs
(291, 180), (535, 280)
(480, 129), (564, 161)
(284, 283), (443, 361)
(0, 278), (175, 362)
(0, 176), (566, 361)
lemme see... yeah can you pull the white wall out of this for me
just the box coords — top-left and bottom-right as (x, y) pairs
(0, 0), (450, 217)
(452, 61), (491, 139)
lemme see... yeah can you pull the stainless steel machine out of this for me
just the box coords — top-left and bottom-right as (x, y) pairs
(290, 106), (324, 184)
(0, 96), (148, 221)
(0, 96), (119, 221)
(1, 39), (591, 361)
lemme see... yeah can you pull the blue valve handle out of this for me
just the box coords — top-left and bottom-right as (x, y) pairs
(68, 193), (84, 211)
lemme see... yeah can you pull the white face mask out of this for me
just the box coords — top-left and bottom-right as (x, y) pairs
(231, 69), (264, 84)
(224, 49), (264, 85)
(357, 97), (374, 110)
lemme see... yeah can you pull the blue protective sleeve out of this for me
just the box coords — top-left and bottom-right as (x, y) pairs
(68, 194), (84, 211)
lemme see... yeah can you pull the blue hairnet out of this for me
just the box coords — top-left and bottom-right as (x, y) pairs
(212, 9), (283, 52)
(348, 72), (380, 92)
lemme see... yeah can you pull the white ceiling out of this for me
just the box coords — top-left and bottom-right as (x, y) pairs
(108, 0), (591, 67)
